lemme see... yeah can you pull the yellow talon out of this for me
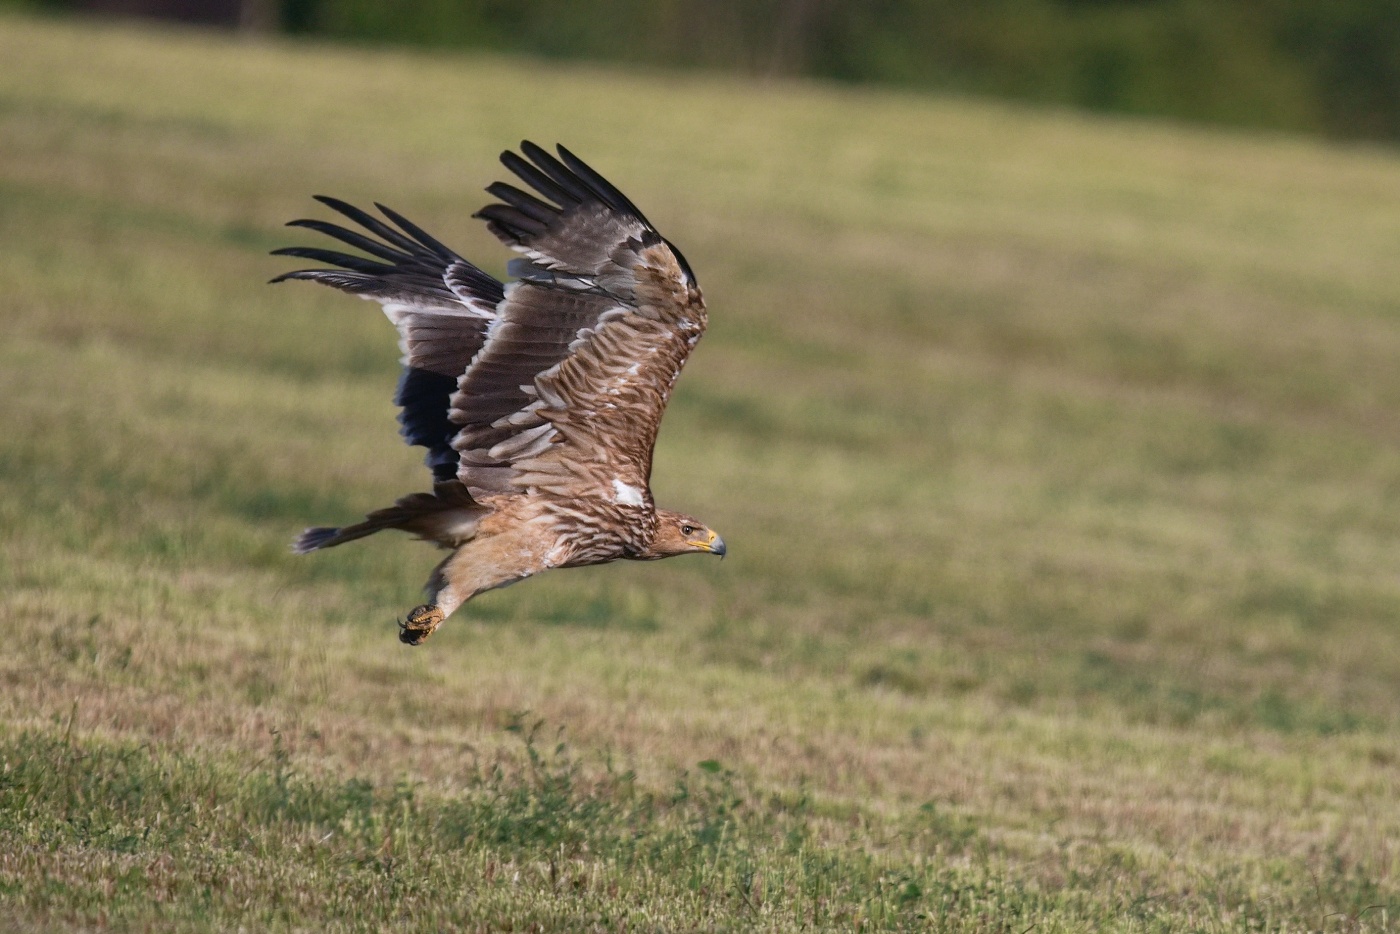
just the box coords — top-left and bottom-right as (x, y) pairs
(399, 604), (445, 645)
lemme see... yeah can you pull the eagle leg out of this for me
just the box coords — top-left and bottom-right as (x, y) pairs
(400, 604), (445, 645)
(395, 520), (561, 646)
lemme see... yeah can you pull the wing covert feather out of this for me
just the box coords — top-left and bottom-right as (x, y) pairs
(450, 143), (705, 497)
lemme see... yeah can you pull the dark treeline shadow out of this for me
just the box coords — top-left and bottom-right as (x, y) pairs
(10, 0), (1400, 142)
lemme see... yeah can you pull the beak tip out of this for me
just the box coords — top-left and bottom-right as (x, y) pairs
(711, 535), (726, 558)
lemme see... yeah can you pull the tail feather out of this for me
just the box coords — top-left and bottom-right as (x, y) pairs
(292, 523), (389, 553)
(292, 526), (345, 554)
(291, 482), (485, 554)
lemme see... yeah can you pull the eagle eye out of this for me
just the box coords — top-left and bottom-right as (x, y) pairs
(681, 524), (697, 536)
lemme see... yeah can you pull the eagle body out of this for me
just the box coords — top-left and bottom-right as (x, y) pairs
(274, 143), (724, 644)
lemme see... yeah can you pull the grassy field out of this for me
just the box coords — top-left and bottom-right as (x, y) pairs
(3, 12), (1400, 931)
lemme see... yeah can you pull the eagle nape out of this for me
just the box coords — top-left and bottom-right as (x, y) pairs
(273, 141), (722, 645)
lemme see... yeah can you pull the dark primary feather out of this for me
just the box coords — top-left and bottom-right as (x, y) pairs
(270, 196), (495, 306)
(477, 142), (697, 287)
(499, 150), (580, 208)
(271, 245), (394, 278)
(554, 143), (654, 226)
(373, 202), (459, 262)
(315, 196), (436, 255)
(286, 218), (411, 264)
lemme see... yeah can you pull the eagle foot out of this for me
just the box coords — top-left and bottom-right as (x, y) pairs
(399, 604), (445, 646)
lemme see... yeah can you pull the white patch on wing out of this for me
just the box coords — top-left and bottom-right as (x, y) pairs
(381, 298), (494, 321)
(612, 479), (646, 507)
(380, 301), (415, 324)
(382, 298), (497, 366)
(567, 306), (630, 352)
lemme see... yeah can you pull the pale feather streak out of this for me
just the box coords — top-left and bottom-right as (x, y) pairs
(612, 479), (647, 507)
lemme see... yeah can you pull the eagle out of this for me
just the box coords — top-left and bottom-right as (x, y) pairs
(271, 142), (725, 645)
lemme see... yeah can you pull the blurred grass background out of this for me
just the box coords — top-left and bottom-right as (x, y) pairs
(2, 8), (1400, 931)
(6, 0), (1400, 141)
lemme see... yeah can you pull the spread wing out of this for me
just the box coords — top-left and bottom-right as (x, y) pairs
(270, 197), (504, 481)
(453, 142), (706, 500)
(271, 142), (706, 503)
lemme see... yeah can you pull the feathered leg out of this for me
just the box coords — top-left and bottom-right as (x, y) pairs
(399, 522), (560, 645)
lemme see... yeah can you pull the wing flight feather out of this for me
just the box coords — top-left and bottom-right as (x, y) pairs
(272, 144), (706, 500)
(271, 198), (504, 481)
(450, 143), (705, 497)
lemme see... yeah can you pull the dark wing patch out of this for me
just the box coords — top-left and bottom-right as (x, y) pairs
(394, 368), (460, 481)
(272, 197), (504, 481)
(271, 196), (485, 304)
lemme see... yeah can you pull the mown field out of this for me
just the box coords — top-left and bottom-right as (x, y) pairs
(3, 13), (1400, 931)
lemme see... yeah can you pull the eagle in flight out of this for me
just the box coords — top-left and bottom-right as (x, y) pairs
(272, 142), (725, 645)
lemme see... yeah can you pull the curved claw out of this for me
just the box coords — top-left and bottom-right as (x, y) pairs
(399, 604), (445, 645)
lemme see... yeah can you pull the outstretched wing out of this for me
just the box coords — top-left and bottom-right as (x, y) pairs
(270, 197), (504, 481)
(271, 144), (706, 504)
(453, 142), (706, 500)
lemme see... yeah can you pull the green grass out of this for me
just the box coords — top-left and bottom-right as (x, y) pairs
(3, 12), (1400, 931)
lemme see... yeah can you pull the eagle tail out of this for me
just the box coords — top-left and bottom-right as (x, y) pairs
(292, 482), (485, 554)
(292, 525), (363, 554)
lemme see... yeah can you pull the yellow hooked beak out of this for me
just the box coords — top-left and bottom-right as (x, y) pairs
(692, 530), (726, 557)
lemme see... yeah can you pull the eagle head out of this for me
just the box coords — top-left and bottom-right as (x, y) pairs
(640, 510), (726, 560)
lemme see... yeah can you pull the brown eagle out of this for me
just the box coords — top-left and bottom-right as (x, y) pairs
(272, 142), (724, 645)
